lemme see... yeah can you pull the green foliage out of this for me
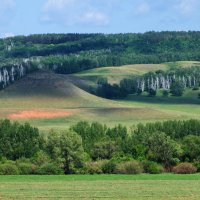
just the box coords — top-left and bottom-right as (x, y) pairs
(192, 87), (199, 90)
(84, 161), (104, 174)
(162, 90), (169, 97)
(0, 119), (42, 160)
(193, 161), (200, 172)
(182, 135), (200, 161)
(120, 79), (137, 96)
(147, 132), (182, 170)
(3, 32), (200, 75)
(0, 163), (19, 175)
(97, 77), (108, 85)
(91, 140), (119, 160)
(46, 130), (88, 174)
(31, 151), (51, 166)
(36, 163), (63, 175)
(95, 65), (200, 99)
(148, 88), (157, 97)
(71, 122), (127, 158)
(17, 162), (37, 175)
(101, 161), (116, 174)
(170, 80), (185, 96)
(115, 161), (143, 174)
(0, 119), (200, 175)
(134, 119), (200, 140)
(173, 163), (197, 174)
(110, 153), (133, 163)
(142, 161), (164, 174)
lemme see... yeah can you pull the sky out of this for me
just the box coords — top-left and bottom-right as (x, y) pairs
(0, 0), (200, 37)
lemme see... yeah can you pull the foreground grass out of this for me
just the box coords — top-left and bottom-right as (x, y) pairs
(0, 174), (200, 200)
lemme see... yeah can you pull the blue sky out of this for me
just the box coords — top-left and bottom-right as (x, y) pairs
(0, 0), (200, 37)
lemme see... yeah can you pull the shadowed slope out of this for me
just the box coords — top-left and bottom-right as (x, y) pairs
(0, 70), (194, 130)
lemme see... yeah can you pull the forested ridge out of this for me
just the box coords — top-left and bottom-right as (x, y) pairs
(1, 31), (200, 75)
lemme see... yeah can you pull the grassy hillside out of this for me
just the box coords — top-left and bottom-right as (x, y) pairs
(0, 61), (200, 131)
(76, 61), (200, 83)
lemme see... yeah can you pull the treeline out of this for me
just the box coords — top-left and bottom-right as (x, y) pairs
(0, 119), (200, 175)
(2, 32), (200, 74)
(97, 66), (200, 99)
(0, 60), (38, 90)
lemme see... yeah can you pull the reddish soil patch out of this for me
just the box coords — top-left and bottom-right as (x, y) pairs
(9, 110), (76, 120)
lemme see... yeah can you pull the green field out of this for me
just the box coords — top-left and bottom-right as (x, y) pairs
(0, 174), (200, 199)
(0, 61), (200, 131)
(76, 61), (200, 83)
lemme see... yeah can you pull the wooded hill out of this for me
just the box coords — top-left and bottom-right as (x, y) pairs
(1, 32), (200, 70)
(1, 31), (200, 90)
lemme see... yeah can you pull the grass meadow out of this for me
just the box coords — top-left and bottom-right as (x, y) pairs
(0, 174), (200, 199)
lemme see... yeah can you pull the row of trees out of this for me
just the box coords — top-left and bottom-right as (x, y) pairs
(2, 32), (200, 74)
(97, 66), (200, 98)
(0, 119), (200, 175)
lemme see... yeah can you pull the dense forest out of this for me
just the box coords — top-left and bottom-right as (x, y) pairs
(1, 32), (200, 75)
(0, 119), (200, 175)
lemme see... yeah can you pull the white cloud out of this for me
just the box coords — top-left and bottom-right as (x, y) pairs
(135, 2), (151, 15)
(43, 0), (75, 12)
(42, 0), (109, 26)
(80, 11), (109, 25)
(175, 0), (197, 15)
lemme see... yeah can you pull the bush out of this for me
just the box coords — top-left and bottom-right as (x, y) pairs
(115, 161), (143, 174)
(85, 161), (103, 174)
(192, 87), (199, 91)
(173, 163), (197, 174)
(17, 162), (37, 175)
(193, 162), (200, 172)
(36, 163), (63, 175)
(162, 90), (169, 97)
(102, 161), (116, 174)
(0, 163), (19, 175)
(142, 161), (164, 174)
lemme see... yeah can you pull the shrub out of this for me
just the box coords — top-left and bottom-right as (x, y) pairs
(85, 161), (103, 174)
(17, 162), (37, 175)
(162, 90), (169, 97)
(0, 163), (19, 175)
(192, 87), (199, 91)
(102, 161), (116, 174)
(36, 163), (63, 175)
(193, 162), (200, 172)
(115, 161), (143, 174)
(173, 163), (197, 174)
(142, 161), (164, 174)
